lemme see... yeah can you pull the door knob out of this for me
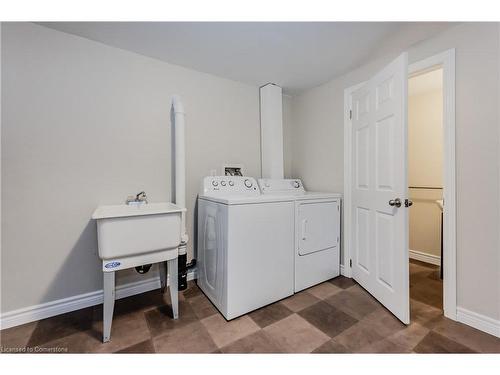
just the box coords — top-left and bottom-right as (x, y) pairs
(388, 198), (402, 207)
(405, 199), (413, 207)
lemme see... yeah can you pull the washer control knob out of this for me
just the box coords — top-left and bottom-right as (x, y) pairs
(292, 180), (300, 188)
(212, 180), (218, 187)
(244, 179), (253, 188)
(229, 180), (234, 186)
(220, 180), (226, 186)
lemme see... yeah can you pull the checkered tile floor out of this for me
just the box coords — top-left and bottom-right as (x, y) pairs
(1, 260), (499, 353)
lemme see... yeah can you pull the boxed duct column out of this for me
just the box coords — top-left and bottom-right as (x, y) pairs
(260, 83), (284, 179)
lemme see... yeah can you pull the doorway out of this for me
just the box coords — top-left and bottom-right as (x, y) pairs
(408, 67), (444, 311)
(343, 49), (456, 323)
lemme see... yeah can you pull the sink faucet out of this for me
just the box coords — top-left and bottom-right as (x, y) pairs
(126, 191), (148, 205)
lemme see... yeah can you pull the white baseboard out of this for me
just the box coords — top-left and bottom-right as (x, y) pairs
(0, 270), (196, 330)
(409, 249), (441, 266)
(457, 307), (500, 338)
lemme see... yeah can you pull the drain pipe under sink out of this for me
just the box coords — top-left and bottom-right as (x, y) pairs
(171, 96), (189, 290)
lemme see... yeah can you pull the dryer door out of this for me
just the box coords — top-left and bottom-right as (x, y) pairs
(298, 200), (339, 256)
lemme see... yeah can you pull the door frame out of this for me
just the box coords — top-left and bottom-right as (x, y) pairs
(343, 49), (457, 320)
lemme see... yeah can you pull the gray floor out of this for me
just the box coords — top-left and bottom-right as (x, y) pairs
(1, 261), (499, 353)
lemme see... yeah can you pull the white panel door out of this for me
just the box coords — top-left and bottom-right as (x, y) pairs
(351, 53), (410, 324)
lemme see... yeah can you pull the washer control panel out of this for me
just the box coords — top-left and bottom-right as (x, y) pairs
(201, 176), (259, 196)
(258, 178), (305, 195)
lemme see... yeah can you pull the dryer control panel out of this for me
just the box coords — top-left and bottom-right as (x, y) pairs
(201, 176), (260, 196)
(258, 178), (305, 195)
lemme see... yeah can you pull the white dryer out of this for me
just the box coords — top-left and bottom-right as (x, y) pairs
(258, 178), (341, 292)
(197, 176), (295, 320)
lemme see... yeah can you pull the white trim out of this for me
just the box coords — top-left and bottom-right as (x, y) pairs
(409, 249), (441, 266)
(498, 25), (500, 340)
(457, 307), (500, 338)
(0, 270), (196, 330)
(343, 49), (457, 320)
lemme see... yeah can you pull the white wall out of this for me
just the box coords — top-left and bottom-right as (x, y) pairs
(408, 89), (443, 189)
(290, 80), (345, 192)
(408, 87), (443, 257)
(1, 23), (262, 313)
(291, 22), (500, 321)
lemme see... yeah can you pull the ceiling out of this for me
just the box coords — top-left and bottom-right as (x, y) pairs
(409, 68), (443, 96)
(39, 22), (455, 94)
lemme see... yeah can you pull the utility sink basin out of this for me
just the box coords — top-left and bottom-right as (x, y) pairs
(92, 201), (184, 342)
(92, 202), (185, 267)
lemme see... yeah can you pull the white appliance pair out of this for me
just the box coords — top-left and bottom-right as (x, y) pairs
(197, 176), (340, 320)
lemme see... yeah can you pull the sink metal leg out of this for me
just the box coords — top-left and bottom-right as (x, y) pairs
(167, 257), (179, 319)
(103, 271), (115, 343)
(159, 261), (167, 294)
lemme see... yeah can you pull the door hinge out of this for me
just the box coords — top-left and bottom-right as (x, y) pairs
(349, 259), (352, 268)
(349, 109), (352, 120)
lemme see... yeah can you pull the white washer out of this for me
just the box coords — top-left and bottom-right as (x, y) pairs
(197, 176), (295, 320)
(258, 178), (341, 292)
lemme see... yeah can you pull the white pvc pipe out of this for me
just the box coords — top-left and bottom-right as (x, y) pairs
(260, 84), (284, 179)
(171, 96), (188, 249)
